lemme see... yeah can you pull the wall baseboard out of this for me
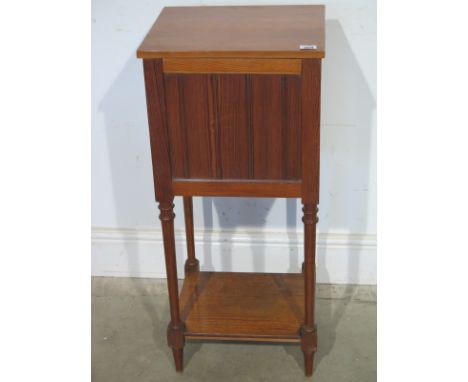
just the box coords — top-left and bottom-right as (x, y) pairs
(91, 227), (376, 285)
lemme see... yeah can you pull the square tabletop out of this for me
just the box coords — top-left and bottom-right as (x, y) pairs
(137, 5), (325, 59)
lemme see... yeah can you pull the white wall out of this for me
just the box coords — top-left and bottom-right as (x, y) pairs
(91, 0), (376, 284)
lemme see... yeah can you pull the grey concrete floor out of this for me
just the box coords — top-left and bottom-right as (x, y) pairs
(92, 277), (376, 382)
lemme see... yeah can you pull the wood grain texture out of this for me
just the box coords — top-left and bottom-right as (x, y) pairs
(158, 200), (185, 371)
(302, 204), (318, 327)
(301, 59), (322, 203)
(251, 75), (283, 179)
(301, 203), (319, 376)
(172, 179), (301, 198)
(143, 59), (173, 201)
(180, 271), (304, 341)
(159, 201), (180, 323)
(165, 73), (212, 178)
(216, 74), (250, 178)
(164, 74), (186, 178)
(137, 6), (325, 59)
(183, 196), (199, 273)
(182, 75), (213, 178)
(164, 73), (302, 182)
(140, 8), (325, 375)
(163, 58), (301, 74)
(284, 75), (302, 179)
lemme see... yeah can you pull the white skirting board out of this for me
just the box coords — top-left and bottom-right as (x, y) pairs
(91, 227), (376, 285)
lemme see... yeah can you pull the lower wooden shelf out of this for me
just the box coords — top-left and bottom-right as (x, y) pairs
(179, 271), (305, 343)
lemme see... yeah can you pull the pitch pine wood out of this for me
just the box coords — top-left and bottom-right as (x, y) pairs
(137, 6), (325, 59)
(301, 59), (322, 204)
(163, 58), (302, 74)
(158, 200), (185, 371)
(302, 204), (319, 376)
(142, 60), (172, 201)
(180, 272), (304, 342)
(216, 74), (251, 178)
(172, 179), (301, 198)
(139, 5), (324, 377)
(182, 197), (199, 273)
(164, 73), (302, 180)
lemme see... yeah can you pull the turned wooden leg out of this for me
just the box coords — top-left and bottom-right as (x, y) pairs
(183, 196), (199, 273)
(159, 200), (185, 372)
(301, 204), (318, 377)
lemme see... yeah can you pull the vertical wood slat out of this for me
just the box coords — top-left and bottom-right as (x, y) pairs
(143, 59), (173, 200)
(251, 75), (283, 179)
(246, 74), (254, 179)
(284, 76), (302, 179)
(163, 72), (303, 181)
(181, 75), (212, 178)
(165, 74), (186, 178)
(207, 75), (221, 178)
(216, 74), (250, 178)
(301, 59), (321, 203)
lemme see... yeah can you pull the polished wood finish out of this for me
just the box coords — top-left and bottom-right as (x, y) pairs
(163, 58), (302, 74)
(173, 179), (301, 198)
(301, 59), (322, 204)
(216, 74), (250, 178)
(139, 5), (325, 377)
(302, 204), (319, 376)
(164, 73), (302, 180)
(183, 197), (199, 273)
(180, 272), (304, 342)
(137, 6), (325, 59)
(300, 58), (322, 377)
(143, 59), (172, 201)
(158, 201), (185, 371)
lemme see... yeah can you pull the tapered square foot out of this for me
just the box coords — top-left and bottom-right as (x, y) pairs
(172, 348), (183, 372)
(301, 325), (317, 377)
(303, 352), (315, 377)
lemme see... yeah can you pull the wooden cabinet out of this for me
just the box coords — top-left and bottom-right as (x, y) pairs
(137, 5), (325, 377)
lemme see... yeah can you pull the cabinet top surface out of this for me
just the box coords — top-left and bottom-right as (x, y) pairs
(137, 5), (325, 59)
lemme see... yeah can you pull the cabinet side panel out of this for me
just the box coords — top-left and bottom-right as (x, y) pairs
(143, 59), (172, 201)
(164, 74), (187, 178)
(251, 75), (284, 179)
(216, 74), (251, 178)
(179, 74), (213, 178)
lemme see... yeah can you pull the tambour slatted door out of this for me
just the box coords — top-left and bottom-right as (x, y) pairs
(164, 71), (302, 180)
